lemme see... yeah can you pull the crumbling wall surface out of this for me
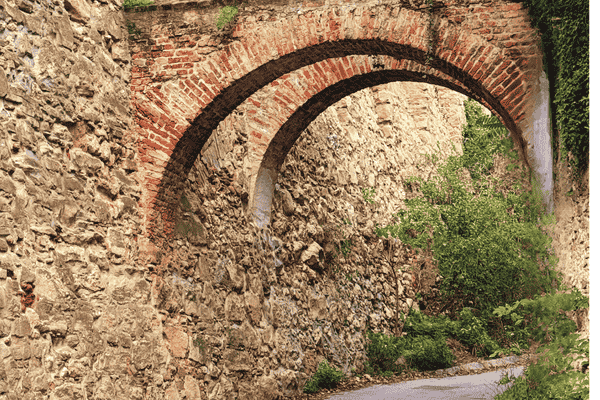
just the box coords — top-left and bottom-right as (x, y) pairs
(162, 81), (470, 399)
(0, 0), (152, 398)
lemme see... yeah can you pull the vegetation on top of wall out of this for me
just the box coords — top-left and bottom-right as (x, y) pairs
(522, 0), (589, 185)
(216, 0), (249, 30)
(123, 0), (155, 9)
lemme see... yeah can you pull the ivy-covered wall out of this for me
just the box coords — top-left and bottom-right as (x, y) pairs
(523, 0), (589, 184)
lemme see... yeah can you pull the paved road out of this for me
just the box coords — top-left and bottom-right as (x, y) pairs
(327, 366), (525, 400)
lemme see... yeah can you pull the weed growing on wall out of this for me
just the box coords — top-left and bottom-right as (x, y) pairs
(216, 1), (248, 30)
(123, 0), (155, 40)
(361, 187), (376, 204)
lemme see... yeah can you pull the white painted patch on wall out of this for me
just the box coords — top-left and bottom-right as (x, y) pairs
(531, 71), (554, 215)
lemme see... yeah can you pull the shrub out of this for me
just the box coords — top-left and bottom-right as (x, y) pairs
(363, 330), (406, 376)
(303, 360), (346, 394)
(405, 335), (455, 371)
(495, 334), (589, 400)
(460, 99), (516, 182)
(492, 289), (587, 348)
(493, 290), (589, 399)
(375, 100), (561, 322)
(456, 308), (500, 357)
(403, 308), (458, 339)
(363, 327), (454, 375)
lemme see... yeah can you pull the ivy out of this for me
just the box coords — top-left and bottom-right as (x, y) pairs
(522, 0), (589, 184)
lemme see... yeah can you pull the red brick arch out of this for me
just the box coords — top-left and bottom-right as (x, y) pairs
(130, 1), (545, 248)
(243, 54), (502, 227)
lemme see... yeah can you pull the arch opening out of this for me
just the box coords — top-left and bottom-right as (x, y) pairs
(148, 39), (534, 239)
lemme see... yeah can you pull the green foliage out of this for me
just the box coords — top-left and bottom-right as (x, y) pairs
(493, 290), (589, 399)
(361, 187), (376, 204)
(403, 309), (458, 339)
(363, 330), (406, 376)
(522, 0), (589, 183)
(406, 335), (455, 371)
(217, 5), (239, 30)
(126, 21), (141, 38)
(123, 0), (154, 8)
(460, 99), (516, 182)
(363, 328), (454, 375)
(375, 100), (561, 322)
(493, 289), (587, 346)
(456, 308), (500, 357)
(303, 360), (346, 394)
(339, 238), (353, 258)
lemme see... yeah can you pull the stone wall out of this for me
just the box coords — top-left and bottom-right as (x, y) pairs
(0, 0), (588, 399)
(166, 80), (472, 399)
(0, 0), (149, 398)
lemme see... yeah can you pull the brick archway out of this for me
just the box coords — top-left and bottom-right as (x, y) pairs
(247, 54), (507, 227)
(130, 1), (550, 248)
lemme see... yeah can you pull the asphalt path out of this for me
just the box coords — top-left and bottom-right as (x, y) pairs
(326, 366), (525, 400)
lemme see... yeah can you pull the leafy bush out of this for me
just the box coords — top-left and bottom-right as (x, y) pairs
(495, 335), (589, 400)
(492, 289), (587, 348)
(405, 335), (455, 371)
(303, 360), (346, 394)
(493, 290), (589, 399)
(456, 308), (500, 357)
(363, 327), (454, 375)
(460, 99), (516, 182)
(363, 330), (406, 376)
(375, 100), (561, 322)
(403, 309), (458, 339)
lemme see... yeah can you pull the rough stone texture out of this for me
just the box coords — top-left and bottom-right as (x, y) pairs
(0, 0), (150, 398)
(0, 0), (588, 399)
